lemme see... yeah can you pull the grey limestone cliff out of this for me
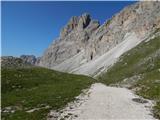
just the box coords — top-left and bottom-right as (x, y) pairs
(39, 1), (160, 76)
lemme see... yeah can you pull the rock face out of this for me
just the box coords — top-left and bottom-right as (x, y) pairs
(20, 55), (37, 65)
(20, 55), (40, 65)
(39, 13), (100, 68)
(39, 1), (160, 76)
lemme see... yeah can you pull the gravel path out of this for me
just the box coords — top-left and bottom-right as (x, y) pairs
(48, 83), (156, 120)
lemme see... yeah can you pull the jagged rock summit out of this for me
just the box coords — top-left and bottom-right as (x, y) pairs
(39, 13), (100, 70)
(39, 1), (160, 76)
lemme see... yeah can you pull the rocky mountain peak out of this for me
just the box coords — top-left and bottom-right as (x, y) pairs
(77, 13), (91, 31)
(60, 13), (92, 38)
(20, 55), (37, 65)
(20, 55), (40, 65)
(39, 1), (160, 76)
(60, 16), (79, 38)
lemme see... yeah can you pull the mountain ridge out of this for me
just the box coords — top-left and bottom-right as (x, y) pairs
(38, 1), (160, 76)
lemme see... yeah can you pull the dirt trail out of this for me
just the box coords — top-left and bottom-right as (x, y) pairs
(48, 83), (156, 120)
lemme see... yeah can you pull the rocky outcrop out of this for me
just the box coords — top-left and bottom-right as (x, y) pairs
(20, 55), (41, 65)
(35, 57), (41, 65)
(39, 13), (100, 68)
(39, 1), (160, 76)
(20, 55), (37, 65)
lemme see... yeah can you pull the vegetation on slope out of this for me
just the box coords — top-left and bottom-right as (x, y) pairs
(2, 67), (94, 120)
(98, 36), (160, 118)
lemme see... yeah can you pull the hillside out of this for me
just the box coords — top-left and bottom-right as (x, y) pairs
(1, 67), (94, 120)
(2, 1), (160, 120)
(98, 34), (160, 118)
(39, 1), (160, 76)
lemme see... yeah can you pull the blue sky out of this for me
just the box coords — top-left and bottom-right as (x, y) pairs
(2, 1), (135, 57)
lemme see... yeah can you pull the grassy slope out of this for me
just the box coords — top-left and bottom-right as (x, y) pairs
(98, 36), (160, 118)
(2, 67), (94, 120)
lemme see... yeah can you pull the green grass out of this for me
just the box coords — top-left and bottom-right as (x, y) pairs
(2, 34), (160, 119)
(2, 67), (94, 120)
(99, 36), (160, 84)
(134, 70), (160, 118)
(98, 36), (160, 118)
